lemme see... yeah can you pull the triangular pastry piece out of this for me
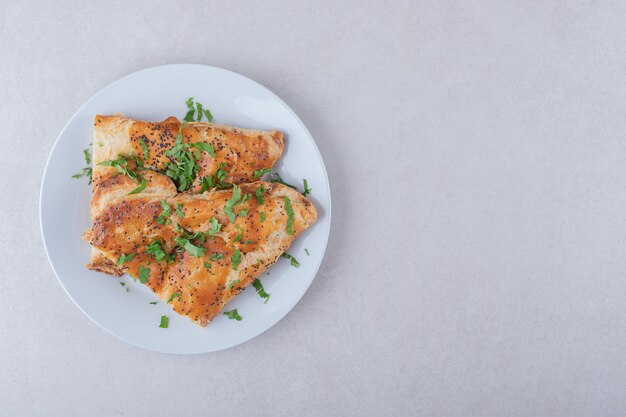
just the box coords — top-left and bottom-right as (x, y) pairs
(85, 180), (316, 326)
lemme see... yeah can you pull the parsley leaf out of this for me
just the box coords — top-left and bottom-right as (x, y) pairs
(71, 147), (92, 183)
(138, 265), (150, 283)
(192, 142), (216, 157)
(159, 315), (169, 328)
(164, 121), (198, 191)
(209, 253), (224, 261)
(233, 225), (243, 242)
(253, 168), (271, 179)
(252, 279), (270, 303)
(282, 252), (300, 267)
(184, 97), (195, 122)
(98, 155), (140, 183)
(302, 178), (311, 196)
(231, 249), (242, 270)
(183, 97), (214, 122)
(207, 217), (222, 236)
(138, 137), (149, 159)
(156, 201), (171, 224)
(175, 204), (184, 218)
(203, 261), (211, 270)
(224, 184), (241, 223)
(269, 172), (298, 190)
(223, 309), (242, 321)
(255, 185), (265, 204)
(174, 236), (206, 257)
(167, 292), (181, 303)
(146, 240), (173, 262)
(116, 253), (135, 266)
(305, 248), (310, 256)
(150, 301), (157, 305)
(228, 279), (240, 290)
(260, 212), (266, 222)
(283, 196), (295, 235)
(128, 177), (147, 195)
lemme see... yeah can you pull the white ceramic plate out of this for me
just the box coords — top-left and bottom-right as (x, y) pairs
(40, 64), (331, 354)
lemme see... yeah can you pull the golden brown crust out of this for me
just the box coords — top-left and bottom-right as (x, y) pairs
(87, 182), (316, 326)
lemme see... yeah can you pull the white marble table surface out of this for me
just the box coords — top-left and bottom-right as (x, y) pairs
(3, 1), (626, 416)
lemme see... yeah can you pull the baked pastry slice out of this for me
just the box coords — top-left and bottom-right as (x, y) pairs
(87, 115), (285, 274)
(84, 180), (316, 326)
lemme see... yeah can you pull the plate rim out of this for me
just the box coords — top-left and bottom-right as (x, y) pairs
(39, 63), (332, 354)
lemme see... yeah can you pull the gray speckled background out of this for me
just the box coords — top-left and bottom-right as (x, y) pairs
(3, 1), (626, 416)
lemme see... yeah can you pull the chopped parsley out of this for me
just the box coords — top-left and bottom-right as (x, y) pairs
(244, 239), (252, 244)
(167, 292), (181, 303)
(255, 185), (265, 204)
(283, 196), (295, 235)
(281, 252), (300, 267)
(259, 212), (266, 222)
(203, 261), (211, 270)
(150, 301), (157, 305)
(302, 178), (311, 196)
(224, 184), (241, 223)
(231, 249), (242, 270)
(184, 97), (214, 122)
(252, 279), (270, 303)
(159, 315), (169, 328)
(223, 309), (242, 321)
(253, 168), (271, 179)
(305, 248), (310, 256)
(238, 209), (248, 218)
(128, 177), (147, 195)
(71, 147), (92, 183)
(138, 136), (149, 159)
(269, 172), (298, 190)
(156, 201), (171, 224)
(98, 155), (140, 183)
(228, 279), (240, 290)
(174, 236), (206, 257)
(119, 281), (129, 292)
(116, 253), (134, 266)
(233, 225), (243, 242)
(175, 203), (184, 218)
(164, 121), (198, 191)
(146, 240), (172, 262)
(209, 253), (224, 261)
(192, 142), (216, 158)
(207, 217), (222, 236)
(138, 265), (150, 283)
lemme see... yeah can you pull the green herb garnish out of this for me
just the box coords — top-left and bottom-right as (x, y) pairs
(146, 240), (173, 262)
(98, 155), (140, 183)
(283, 196), (294, 235)
(231, 249), (242, 270)
(207, 217), (222, 236)
(128, 177), (147, 195)
(224, 184), (241, 223)
(138, 265), (150, 283)
(71, 147), (93, 183)
(183, 97), (214, 122)
(164, 121), (198, 191)
(305, 248), (310, 256)
(253, 168), (271, 179)
(156, 201), (171, 224)
(223, 309), (242, 321)
(302, 178), (311, 196)
(167, 292), (181, 303)
(233, 225), (243, 242)
(269, 172), (298, 190)
(138, 136), (149, 159)
(209, 253), (224, 261)
(260, 212), (266, 222)
(203, 261), (211, 270)
(174, 236), (206, 257)
(175, 203), (184, 218)
(281, 252), (300, 267)
(255, 185), (265, 204)
(150, 301), (157, 305)
(116, 253), (135, 266)
(192, 142), (216, 158)
(159, 315), (169, 328)
(252, 279), (270, 303)
(228, 279), (240, 290)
